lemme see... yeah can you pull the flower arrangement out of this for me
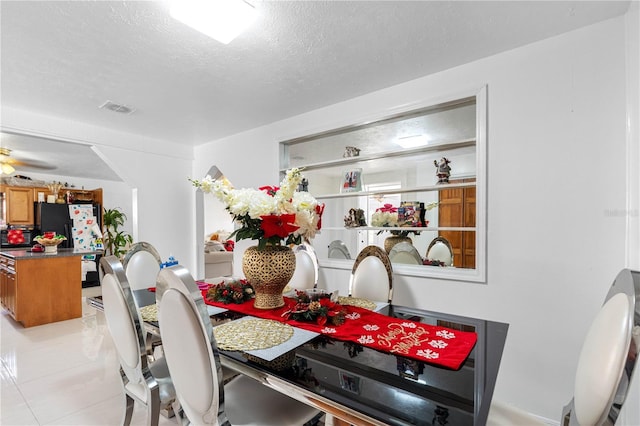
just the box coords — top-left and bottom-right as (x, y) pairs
(190, 168), (324, 250)
(371, 204), (399, 228)
(371, 202), (438, 237)
(282, 290), (346, 326)
(206, 279), (254, 304)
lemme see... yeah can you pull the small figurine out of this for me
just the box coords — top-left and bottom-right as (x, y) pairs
(343, 146), (361, 158)
(344, 208), (367, 228)
(298, 178), (309, 192)
(434, 157), (452, 184)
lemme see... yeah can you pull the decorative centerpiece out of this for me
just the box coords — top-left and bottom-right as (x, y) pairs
(206, 279), (254, 304)
(371, 202), (438, 253)
(190, 168), (324, 310)
(282, 290), (346, 326)
(34, 234), (67, 254)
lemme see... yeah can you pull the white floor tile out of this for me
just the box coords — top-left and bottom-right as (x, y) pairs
(45, 393), (178, 426)
(16, 358), (123, 424)
(1, 362), (39, 425)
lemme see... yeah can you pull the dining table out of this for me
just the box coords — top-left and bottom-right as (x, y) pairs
(111, 284), (509, 426)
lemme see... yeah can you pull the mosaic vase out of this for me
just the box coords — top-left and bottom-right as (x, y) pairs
(383, 235), (412, 254)
(242, 245), (296, 309)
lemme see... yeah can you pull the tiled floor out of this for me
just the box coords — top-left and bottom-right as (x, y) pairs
(0, 287), (176, 426)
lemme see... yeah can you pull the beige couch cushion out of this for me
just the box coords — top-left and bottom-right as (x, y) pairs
(204, 251), (233, 278)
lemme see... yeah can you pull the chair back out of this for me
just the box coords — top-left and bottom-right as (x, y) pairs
(288, 243), (318, 290)
(570, 269), (638, 426)
(349, 245), (393, 302)
(328, 240), (351, 259)
(123, 242), (162, 291)
(157, 265), (227, 425)
(100, 256), (150, 400)
(426, 237), (453, 266)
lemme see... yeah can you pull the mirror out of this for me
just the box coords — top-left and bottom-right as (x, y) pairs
(279, 86), (486, 282)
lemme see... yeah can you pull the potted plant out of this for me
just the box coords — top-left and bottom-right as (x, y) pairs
(102, 207), (133, 258)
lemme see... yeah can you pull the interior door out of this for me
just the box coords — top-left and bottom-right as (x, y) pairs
(438, 178), (476, 269)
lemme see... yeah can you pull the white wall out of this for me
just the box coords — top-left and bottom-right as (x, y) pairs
(194, 14), (637, 421)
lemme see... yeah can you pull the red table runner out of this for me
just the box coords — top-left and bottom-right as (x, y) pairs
(201, 289), (477, 370)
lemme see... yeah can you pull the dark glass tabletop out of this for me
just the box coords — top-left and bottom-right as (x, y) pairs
(102, 289), (508, 425)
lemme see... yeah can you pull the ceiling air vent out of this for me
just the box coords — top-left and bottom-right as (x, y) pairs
(99, 100), (136, 115)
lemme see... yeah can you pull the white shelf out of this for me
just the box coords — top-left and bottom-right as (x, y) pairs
(314, 181), (475, 200)
(281, 138), (476, 173)
(322, 226), (476, 232)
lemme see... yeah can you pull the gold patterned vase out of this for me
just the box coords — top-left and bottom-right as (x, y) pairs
(242, 245), (296, 309)
(383, 235), (412, 254)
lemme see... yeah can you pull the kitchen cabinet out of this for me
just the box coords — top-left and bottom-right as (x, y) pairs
(0, 184), (103, 228)
(2, 186), (34, 226)
(0, 251), (82, 327)
(279, 86), (487, 282)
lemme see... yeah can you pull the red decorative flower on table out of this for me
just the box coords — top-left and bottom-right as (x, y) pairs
(282, 290), (346, 326)
(206, 279), (254, 304)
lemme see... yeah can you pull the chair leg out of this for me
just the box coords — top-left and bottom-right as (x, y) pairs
(172, 399), (189, 426)
(122, 393), (135, 426)
(147, 390), (161, 426)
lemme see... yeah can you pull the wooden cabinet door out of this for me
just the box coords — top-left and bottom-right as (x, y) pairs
(33, 187), (49, 203)
(438, 178), (476, 269)
(0, 262), (6, 309)
(6, 187), (35, 226)
(6, 270), (16, 316)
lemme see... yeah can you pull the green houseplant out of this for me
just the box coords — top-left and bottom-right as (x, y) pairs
(102, 207), (133, 258)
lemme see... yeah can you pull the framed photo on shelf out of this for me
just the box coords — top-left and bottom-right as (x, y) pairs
(341, 168), (363, 193)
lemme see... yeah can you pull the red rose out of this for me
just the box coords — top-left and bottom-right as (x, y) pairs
(316, 315), (327, 326)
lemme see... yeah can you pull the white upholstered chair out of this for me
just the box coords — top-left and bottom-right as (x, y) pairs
(425, 237), (453, 266)
(100, 255), (176, 426)
(122, 241), (163, 291)
(155, 265), (322, 426)
(287, 243), (319, 291)
(488, 268), (640, 426)
(122, 241), (164, 356)
(349, 245), (393, 303)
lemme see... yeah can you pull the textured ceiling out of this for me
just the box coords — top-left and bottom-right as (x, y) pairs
(0, 0), (631, 179)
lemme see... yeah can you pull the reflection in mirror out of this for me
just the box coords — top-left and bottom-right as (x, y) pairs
(279, 87), (486, 282)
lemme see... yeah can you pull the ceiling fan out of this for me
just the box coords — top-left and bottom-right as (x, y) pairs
(0, 147), (55, 175)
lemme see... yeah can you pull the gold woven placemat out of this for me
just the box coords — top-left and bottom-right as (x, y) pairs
(139, 304), (158, 322)
(213, 319), (294, 351)
(338, 296), (376, 311)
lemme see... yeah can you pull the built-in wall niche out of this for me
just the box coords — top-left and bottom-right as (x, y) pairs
(279, 86), (487, 282)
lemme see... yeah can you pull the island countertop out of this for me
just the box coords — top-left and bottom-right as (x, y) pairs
(0, 248), (102, 260)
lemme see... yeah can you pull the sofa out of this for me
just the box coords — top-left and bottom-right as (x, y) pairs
(204, 241), (233, 278)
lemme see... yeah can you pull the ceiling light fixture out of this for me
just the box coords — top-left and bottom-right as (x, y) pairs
(1, 163), (15, 175)
(395, 135), (429, 149)
(0, 148), (15, 174)
(169, 0), (258, 44)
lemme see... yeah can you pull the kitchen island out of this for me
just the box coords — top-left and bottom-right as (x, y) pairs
(0, 248), (102, 327)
